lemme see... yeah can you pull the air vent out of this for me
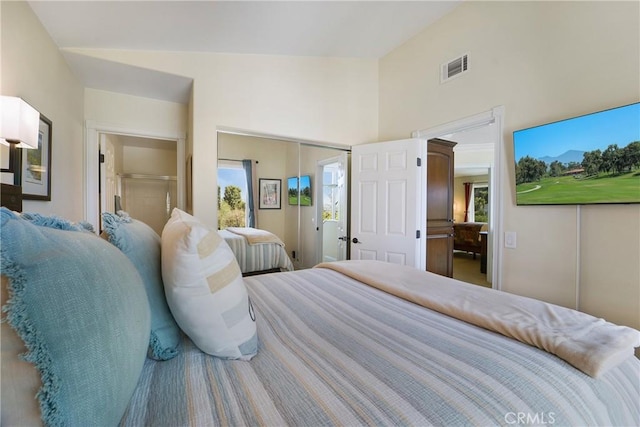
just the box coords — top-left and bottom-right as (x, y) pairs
(441, 53), (469, 83)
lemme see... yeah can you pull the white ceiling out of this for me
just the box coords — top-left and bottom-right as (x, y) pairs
(453, 166), (489, 178)
(28, 1), (461, 104)
(28, 0), (490, 172)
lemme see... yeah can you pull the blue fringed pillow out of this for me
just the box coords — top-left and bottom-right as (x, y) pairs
(0, 208), (150, 426)
(20, 211), (95, 233)
(102, 211), (181, 360)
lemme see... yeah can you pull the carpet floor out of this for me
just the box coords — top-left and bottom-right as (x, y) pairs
(452, 251), (491, 288)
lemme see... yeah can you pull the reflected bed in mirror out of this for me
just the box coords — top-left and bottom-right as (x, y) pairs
(219, 227), (294, 276)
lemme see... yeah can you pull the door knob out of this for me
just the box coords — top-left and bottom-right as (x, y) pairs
(338, 236), (349, 241)
(352, 237), (361, 244)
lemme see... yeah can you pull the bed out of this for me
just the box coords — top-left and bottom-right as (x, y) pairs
(5, 209), (637, 426)
(218, 227), (294, 275)
(121, 261), (640, 426)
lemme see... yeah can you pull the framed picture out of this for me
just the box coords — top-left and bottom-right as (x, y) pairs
(259, 178), (281, 209)
(21, 114), (52, 200)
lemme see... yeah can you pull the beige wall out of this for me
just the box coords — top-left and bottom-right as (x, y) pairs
(453, 174), (489, 223)
(66, 48), (379, 231)
(85, 89), (188, 139)
(1, 1), (84, 220)
(379, 1), (640, 328)
(121, 143), (177, 176)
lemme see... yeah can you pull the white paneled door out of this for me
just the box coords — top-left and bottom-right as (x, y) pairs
(350, 139), (426, 268)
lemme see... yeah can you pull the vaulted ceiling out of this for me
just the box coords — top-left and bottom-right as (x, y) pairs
(28, 1), (461, 104)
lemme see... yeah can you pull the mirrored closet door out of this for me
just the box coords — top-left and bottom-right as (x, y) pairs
(217, 131), (350, 270)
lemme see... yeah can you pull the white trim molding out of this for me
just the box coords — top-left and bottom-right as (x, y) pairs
(216, 126), (351, 151)
(412, 108), (501, 140)
(453, 142), (495, 152)
(84, 120), (186, 231)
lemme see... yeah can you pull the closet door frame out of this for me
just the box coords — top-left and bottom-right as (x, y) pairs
(85, 120), (186, 233)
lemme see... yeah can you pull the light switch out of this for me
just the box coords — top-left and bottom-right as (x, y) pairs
(505, 231), (517, 249)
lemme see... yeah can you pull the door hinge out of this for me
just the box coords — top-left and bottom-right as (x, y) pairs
(99, 152), (105, 163)
(417, 157), (422, 167)
(416, 230), (421, 239)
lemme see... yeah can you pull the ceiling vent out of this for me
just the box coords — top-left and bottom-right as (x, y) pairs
(441, 53), (469, 83)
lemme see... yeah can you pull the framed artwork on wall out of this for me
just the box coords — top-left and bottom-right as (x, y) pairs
(259, 178), (281, 209)
(21, 113), (52, 200)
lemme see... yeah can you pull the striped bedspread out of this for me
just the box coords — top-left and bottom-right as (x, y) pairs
(121, 268), (640, 426)
(218, 229), (294, 274)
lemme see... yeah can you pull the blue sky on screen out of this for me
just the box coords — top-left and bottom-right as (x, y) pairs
(300, 175), (311, 190)
(288, 176), (297, 192)
(514, 103), (640, 161)
(298, 175), (312, 206)
(218, 167), (247, 200)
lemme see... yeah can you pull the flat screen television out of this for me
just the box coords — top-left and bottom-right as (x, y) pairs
(513, 102), (640, 205)
(287, 175), (313, 206)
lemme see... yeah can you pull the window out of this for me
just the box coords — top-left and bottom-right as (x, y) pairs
(471, 183), (489, 223)
(217, 161), (248, 229)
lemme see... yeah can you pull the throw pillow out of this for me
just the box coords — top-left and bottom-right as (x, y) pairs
(161, 208), (258, 360)
(0, 208), (150, 426)
(20, 211), (95, 233)
(102, 211), (181, 360)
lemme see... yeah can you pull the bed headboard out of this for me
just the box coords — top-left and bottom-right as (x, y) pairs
(1, 184), (22, 212)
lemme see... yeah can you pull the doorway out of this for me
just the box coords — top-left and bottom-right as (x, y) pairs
(100, 134), (178, 235)
(413, 106), (505, 290)
(316, 153), (349, 264)
(84, 121), (186, 233)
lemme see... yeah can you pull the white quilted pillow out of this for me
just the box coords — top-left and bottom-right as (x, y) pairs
(161, 208), (258, 360)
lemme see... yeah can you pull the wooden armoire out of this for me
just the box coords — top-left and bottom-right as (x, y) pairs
(426, 138), (456, 277)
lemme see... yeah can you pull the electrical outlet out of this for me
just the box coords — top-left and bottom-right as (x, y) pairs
(505, 231), (517, 249)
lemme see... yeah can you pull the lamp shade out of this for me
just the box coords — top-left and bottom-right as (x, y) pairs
(1, 96), (39, 149)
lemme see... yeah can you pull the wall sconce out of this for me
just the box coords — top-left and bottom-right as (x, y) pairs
(1, 96), (39, 149)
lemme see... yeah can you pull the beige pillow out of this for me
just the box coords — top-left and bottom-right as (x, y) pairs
(1, 275), (43, 426)
(161, 208), (258, 360)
